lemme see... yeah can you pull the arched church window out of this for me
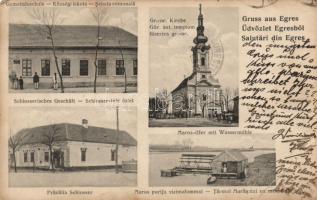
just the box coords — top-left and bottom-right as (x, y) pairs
(201, 57), (205, 66)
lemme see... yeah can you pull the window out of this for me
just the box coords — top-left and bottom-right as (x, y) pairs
(97, 59), (106, 75)
(202, 74), (206, 79)
(81, 148), (87, 162)
(30, 152), (34, 162)
(80, 60), (88, 76)
(116, 60), (125, 75)
(24, 152), (28, 162)
(62, 59), (70, 76)
(22, 59), (32, 76)
(41, 60), (50, 76)
(203, 94), (207, 101)
(133, 60), (137, 75)
(111, 149), (116, 161)
(201, 57), (205, 66)
(44, 152), (49, 162)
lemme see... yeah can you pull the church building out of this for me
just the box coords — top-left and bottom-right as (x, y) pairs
(172, 5), (223, 118)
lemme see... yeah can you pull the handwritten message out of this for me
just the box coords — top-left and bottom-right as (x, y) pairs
(241, 15), (317, 198)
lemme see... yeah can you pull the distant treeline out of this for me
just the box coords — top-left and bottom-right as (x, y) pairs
(149, 144), (275, 152)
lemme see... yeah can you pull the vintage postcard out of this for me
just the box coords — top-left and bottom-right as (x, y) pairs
(0, 0), (316, 200)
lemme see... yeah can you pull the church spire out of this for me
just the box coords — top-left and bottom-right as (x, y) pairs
(193, 4), (208, 45)
(191, 4), (210, 72)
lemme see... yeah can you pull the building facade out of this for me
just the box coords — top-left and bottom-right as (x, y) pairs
(9, 24), (137, 90)
(211, 149), (248, 178)
(171, 5), (222, 118)
(9, 119), (137, 169)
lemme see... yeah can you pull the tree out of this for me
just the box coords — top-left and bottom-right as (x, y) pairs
(41, 124), (62, 170)
(8, 130), (26, 172)
(182, 138), (194, 151)
(91, 7), (108, 93)
(173, 89), (192, 118)
(29, 8), (65, 93)
(155, 89), (171, 115)
(116, 14), (130, 93)
(118, 40), (128, 93)
(9, 70), (17, 89)
(221, 87), (239, 112)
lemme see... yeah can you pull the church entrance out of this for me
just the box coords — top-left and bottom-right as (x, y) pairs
(207, 109), (216, 119)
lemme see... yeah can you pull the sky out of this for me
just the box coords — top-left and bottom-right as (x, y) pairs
(150, 132), (274, 149)
(9, 106), (137, 139)
(9, 7), (137, 35)
(149, 7), (239, 96)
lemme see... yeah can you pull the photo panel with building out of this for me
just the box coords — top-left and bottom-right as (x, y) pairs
(8, 106), (137, 187)
(8, 7), (138, 93)
(149, 132), (275, 187)
(149, 5), (239, 127)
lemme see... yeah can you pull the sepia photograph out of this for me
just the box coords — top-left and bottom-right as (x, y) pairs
(149, 5), (239, 127)
(8, 7), (137, 93)
(149, 132), (275, 186)
(8, 106), (137, 187)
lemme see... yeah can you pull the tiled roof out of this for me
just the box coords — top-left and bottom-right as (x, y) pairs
(15, 123), (137, 146)
(9, 24), (137, 49)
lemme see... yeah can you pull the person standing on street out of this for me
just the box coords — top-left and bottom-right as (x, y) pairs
(33, 72), (40, 89)
(19, 76), (23, 90)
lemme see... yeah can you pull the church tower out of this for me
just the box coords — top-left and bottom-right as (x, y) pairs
(171, 4), (222, 118)
(192, 4), (211, 78)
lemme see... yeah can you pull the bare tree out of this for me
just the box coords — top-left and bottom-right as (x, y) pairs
(8, 130), (26, 172)
(182, 138), (194, 151)
(91, 7), (108, 93)
(118, 40), (128, 93)
(116, 14), (129, 93)
(41, 124), (62, 170)
(29, 8), (65, 93)
(173, 89), (191, 118)
(156, 88), (171, 115)
(221, 87), (239, 112)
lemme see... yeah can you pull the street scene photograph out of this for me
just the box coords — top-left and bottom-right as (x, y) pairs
(8, 106), (137, 187)
(8, 7), (137, 93)
(149, 5), (239, 127)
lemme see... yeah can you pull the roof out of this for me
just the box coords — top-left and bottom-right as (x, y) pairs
(9, 24), (137, 49)
(171, 72), (220, 94)
(171, 73), (194, 94)
(14, 123), (137, 146)
(214, 149), (248, 162)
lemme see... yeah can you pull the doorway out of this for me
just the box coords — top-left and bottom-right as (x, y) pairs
(53, 151), (64, 168)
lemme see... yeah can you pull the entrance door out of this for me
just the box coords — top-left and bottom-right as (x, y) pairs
(53, 151), (64, 168)
(227, 162), (238, 173)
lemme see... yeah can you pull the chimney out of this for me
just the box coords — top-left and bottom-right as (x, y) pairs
(82, 119), (88, 128)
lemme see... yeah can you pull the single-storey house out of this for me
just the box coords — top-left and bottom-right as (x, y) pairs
(9, 24), (137, 90)
(211, 149), (248, 178)
(9, 119), (137, 170)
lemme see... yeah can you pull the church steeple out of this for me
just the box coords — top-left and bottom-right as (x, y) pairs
(192, 4), (210, 72)
(193, 4), (208, 45)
